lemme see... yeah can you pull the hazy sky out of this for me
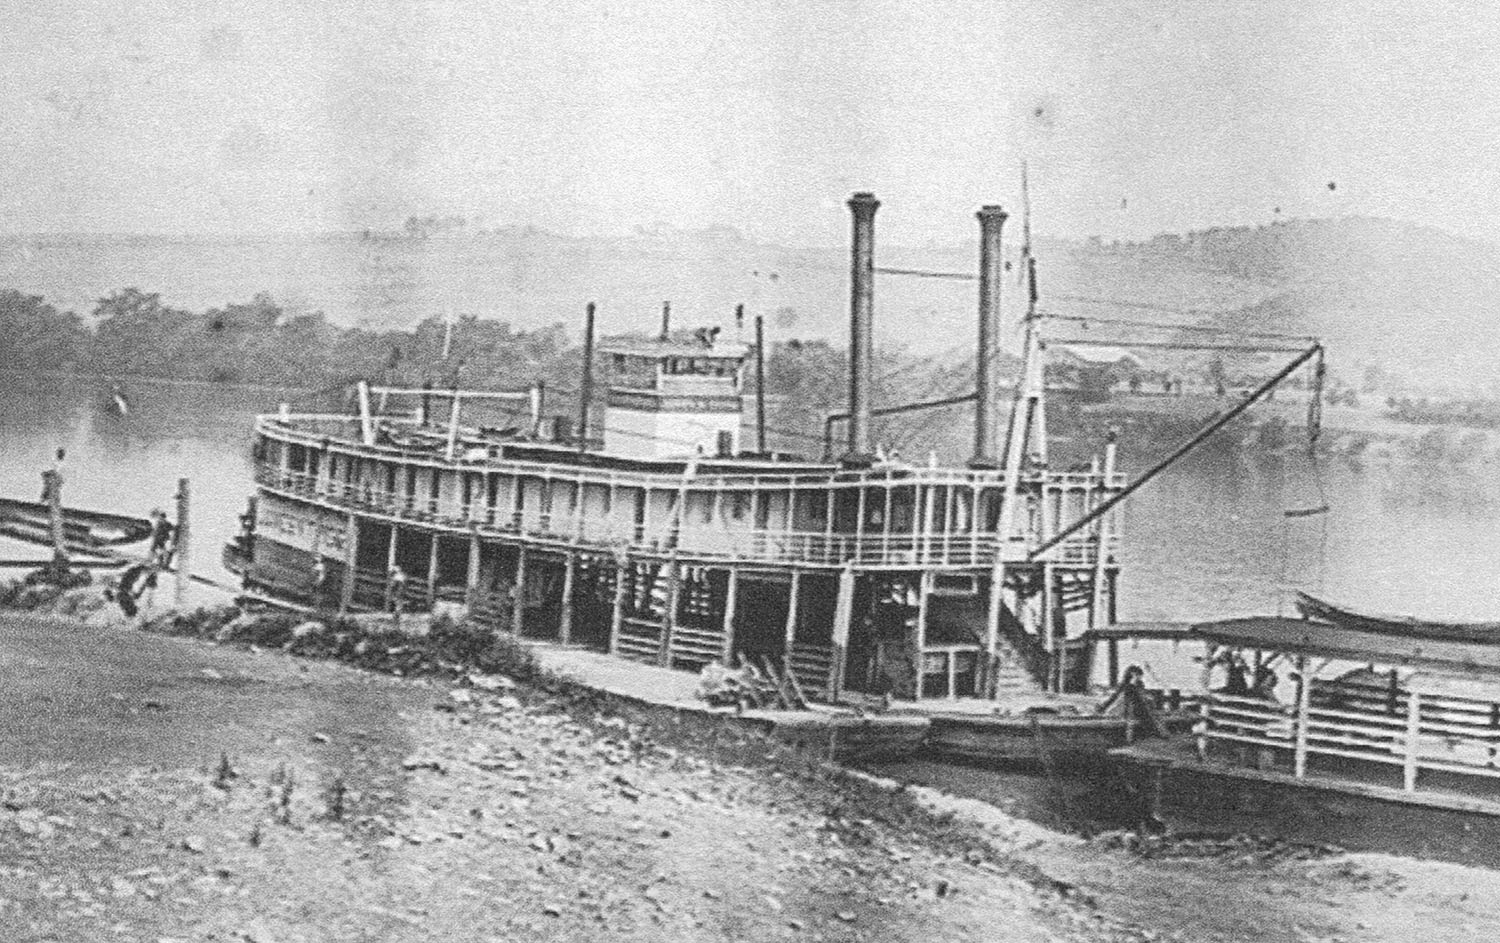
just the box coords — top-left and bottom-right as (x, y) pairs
(4, 1), (1499, 245)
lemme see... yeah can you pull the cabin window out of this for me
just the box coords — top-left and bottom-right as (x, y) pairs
(731, 493), (749, 520)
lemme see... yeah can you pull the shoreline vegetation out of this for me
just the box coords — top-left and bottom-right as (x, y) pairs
(3, 284), (1498, 467)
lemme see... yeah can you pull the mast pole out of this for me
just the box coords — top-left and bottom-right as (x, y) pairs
(577, 302), (596, 453)
(996, 169), (1044, 555)
(754, 309), (767, 454)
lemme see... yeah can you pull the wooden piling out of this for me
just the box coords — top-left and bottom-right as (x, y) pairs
(174, 478), (190, 607)
(43, 461), (69, 571)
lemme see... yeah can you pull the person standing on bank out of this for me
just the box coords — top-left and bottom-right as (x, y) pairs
(386, 565), (407, 628)
(312, 557), (334, 612)
(148, 508), (175, 569)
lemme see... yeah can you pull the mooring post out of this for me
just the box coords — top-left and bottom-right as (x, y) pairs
(174, 478), (190, 607)
(43, 451), (69, 573)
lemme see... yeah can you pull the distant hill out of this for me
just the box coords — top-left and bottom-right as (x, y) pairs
(2, 213), (1495, 393)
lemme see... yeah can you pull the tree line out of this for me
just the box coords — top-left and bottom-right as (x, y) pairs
(0, 287), (577, 392)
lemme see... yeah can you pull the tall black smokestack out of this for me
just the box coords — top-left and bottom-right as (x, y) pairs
(972, 205), (1008, 466)
(846, 192), (879, 459)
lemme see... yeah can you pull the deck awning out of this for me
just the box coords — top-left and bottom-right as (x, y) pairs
(1193, 616), (1500, 674)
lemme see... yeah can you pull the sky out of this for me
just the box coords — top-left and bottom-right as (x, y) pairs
(3, 0), (1500, 246)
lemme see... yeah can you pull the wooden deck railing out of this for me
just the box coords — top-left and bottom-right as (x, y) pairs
(257, 464), (1117, 570)
(1201, 685), (1500, 791)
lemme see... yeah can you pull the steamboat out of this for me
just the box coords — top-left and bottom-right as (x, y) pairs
(224, 192), (1295, 726)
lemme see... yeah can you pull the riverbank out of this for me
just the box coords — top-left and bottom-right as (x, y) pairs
(0, 610), (1135, 943)
(8, 593), (1500, 940)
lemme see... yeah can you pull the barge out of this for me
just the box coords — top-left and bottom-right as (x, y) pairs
(1116, 609), (1500, 867)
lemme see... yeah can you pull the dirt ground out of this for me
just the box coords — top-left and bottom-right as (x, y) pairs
(4, 613), (1500, 943)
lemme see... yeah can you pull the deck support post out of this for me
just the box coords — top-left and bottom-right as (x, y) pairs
(657, 561), (680, 667)
(829, 566), (855, 700)
(984, 562), (1005, 698)
(1040, 561), (1056, 691)
(1293, 654), (1311, 778)
(173, 478), (190, 608)
(444, 393), (462, 461)
(608, 561), (627, 655)
(921, 482), (937, 564)
(720, 567), (739, 665)
(558, 552), (577, 645)
(426, 532), (440, 608)
(340, 513), (358, 614)
(511, 546), (528, 635)
(1404, 689), (1422, 791)
(465, 531), (481, 608)
(1089, 516), (1109, 632)
(783, 570), (801, 662)
(914, 572), (932, 699)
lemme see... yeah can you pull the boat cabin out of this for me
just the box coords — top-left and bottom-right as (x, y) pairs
(1194, 615), (1500, 799)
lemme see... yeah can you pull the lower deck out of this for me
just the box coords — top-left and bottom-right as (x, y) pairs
(230, 491), (1119, 703)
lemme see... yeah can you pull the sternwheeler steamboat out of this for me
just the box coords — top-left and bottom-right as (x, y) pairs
(224, 193), (1138, 710)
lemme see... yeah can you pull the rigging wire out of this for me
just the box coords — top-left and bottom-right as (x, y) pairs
(1039, 311), (1316, 344)
(1051, 337), (1311, 354)
(1276, 350), (1331, 614)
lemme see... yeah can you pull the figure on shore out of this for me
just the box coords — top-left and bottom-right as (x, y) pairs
(148, 508), (175, 569)
(386, 565), (407, 627)
(312, 557), (335, 612)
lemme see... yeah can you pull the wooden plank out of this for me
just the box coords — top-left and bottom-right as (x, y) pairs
(781, 654), (811, 709)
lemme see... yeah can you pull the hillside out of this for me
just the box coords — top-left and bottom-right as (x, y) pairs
(2, 215), (1496, 393)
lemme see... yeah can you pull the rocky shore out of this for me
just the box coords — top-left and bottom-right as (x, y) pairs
(6, 588), (1500, 942)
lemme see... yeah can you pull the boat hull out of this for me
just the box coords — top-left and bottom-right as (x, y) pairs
(926, 711), (1197, 767)
(1117, 740), (1500, 868)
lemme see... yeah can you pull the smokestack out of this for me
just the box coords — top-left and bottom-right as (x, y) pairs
(972, 204), (1008, 467)
(846, 192), (880, 459)
(660, 301), (671, 340)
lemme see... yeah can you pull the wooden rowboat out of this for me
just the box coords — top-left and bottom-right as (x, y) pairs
(1297, 591), (1500, 645)
(924, 708), (1199, 767)
(0, 497), (153, 555)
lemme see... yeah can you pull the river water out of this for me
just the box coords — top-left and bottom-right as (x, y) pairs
(5, 371), (1497, 621)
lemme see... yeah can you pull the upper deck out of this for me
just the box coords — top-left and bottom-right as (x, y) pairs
(253, 410), (1124, 571)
